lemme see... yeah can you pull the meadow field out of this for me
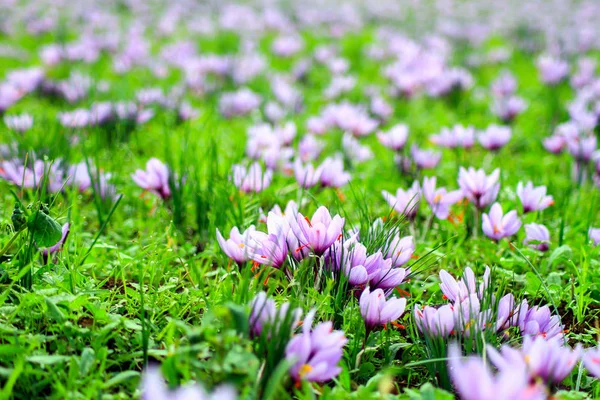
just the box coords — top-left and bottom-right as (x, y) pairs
(1, 0), (600, 399)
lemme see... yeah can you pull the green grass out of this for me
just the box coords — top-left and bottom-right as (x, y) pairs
(1, 22), (600, 400)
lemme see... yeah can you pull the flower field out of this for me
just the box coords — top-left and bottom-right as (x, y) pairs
(1, 0), (600, 399)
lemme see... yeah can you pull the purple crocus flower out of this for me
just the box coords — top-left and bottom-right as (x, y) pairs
(422, 176), (463, 220)
(131, 158), (171, 199)
(247, 231), (289, 268)
(583, 347), (600, 378)
(490, 336), (580, 386)
(219, 88), (261, 118)
(359, 287), (406, 331)
(411, 145), (441, 170)
(298, 135), (324, 162)
(478, 125), (511, 151)
(293, 159), (322, 188)
(458, 167), (500, 209)
(232, 162), (273, 193)
(543, 135), (567, 154)
(326, 238), (369, 285)
(249, 292), (302, 338)
(491, 72), (517, 97)
(536, 55), (569, 85)
(318, 156), (352, 188)
(285, 311), (347, 383)
(517, 299), (564, 340)
(439, 266), (490, 303)
(413, 304), (455, 337)
(377, 124), (409, 151)
(448, 345), (547, 400)
(216, 226), (257, 265)
(383, 234), (415, 268)
(141, 366), (237, 400)
(495, 293), (516, 331)
(492, 96), (527, 123)
(430, 125), (476, 149)
(289, 206), (345, 256)
(40, 223), (70, 257)
(342, 133), (373, 163)
(516, 181), (554, 213)
(364, 252), (408, 290)
(482, 203), (521, 241)
(4, 114), (33, 133)
(589, 228), (600, 246)
(523, 223), (550, 251)
(567, 134), (597, 163)
(381, 181), (421, 220)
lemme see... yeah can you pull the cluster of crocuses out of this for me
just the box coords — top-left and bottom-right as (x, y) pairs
(249, 292), (347, 384)
(381, 167), (556, 246)
(449, 333), (600, 399)
(414, 267), (564, 342)
(490, 71), (527, 123)
(0, 157), (114, 198)
(216, 202), (415, 287)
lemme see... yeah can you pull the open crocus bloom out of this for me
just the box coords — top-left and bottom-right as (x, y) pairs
(482, 203), (521, 240)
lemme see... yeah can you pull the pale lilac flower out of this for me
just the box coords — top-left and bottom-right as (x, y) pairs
(411, 145), (441, 169)
(458, 167), (500, 209)
(216, 226), (257, 265)
(383, 234), (415, 268)
(364, 252), (408, 290)
(430, 125), (475, 149)
(482, 203), (521, 241)
(293, 159), (321, 188)
(492, 336), (580, 385)
(342, 133), (373, 163)
(571, 58), (597, 89)
(439, 266), (490, 303)
(326, 238), (369, 285)
(589, 228), (600, 246)
(422, 176), (463, 220)
(491, 72), (517, 97)
(567, 134), (597, 162)
(4, 114), (33, 133)
(298, 135), (324, 162)
(249, 292), (302, 338)
(285, 311), (347, 383)
(58, 109), (91, 128)
(131, 158), (171, 199)
(360, 287), (406, 331)
(289, 206), (344, 255)
(219, 89), (261, 118)
(478, 125), (511, 151)
(523, 223), (550, 251)
(413, 304), (455, 337)
(247, 230), (289, 268)
(0, 158), (55, 190)
(492, 96), (527, 123)
(0, 83), (22, 112)
(324, 75), (356, 99)
(517, 299), (564, 340)
(272, 35), (304, 57)
(377, 124), (409, 151)
(516, 181), (554, 213)
(141, 366), (237, 400)
(318, 156), (351, 188)
(496, 294), (516, 331)
(583, 347), (600, 378)
(537, 55), (569, 85)
(370, 96), (393, 120)
(381, 181), (421, 220)
(232, 162), (273, 193)
(543, 135), (567, 154)
(449, 345), (547, 400)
